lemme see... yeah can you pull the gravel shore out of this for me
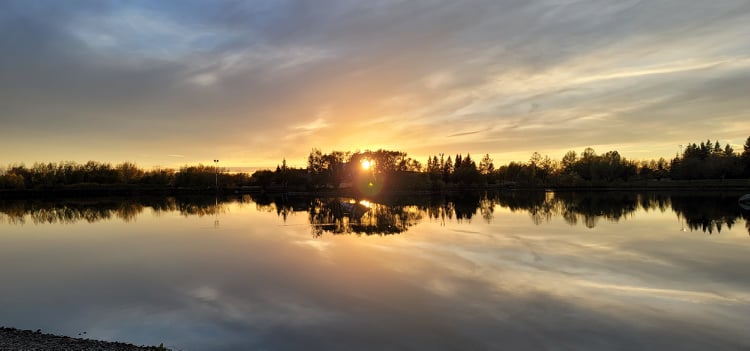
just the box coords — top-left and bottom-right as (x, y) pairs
(0, 327), (169, 351)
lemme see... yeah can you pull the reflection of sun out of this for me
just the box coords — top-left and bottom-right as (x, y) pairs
(361, 159), (373, 170)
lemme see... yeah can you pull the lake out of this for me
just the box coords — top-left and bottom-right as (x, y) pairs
(1, 191), (749, 350)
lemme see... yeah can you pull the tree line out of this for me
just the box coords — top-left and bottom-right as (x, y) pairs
(2, 136), (749, 191)
(257, 136), (750, 191)
(0, 161), (250, 190)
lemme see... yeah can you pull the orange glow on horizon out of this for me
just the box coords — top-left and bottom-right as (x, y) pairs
(361, 159), (373, 170)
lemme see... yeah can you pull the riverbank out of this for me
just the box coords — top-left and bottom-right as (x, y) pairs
(0, 327), (169, 351)
(0, 179), (748, 199)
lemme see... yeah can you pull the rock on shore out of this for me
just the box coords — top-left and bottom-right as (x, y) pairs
(0, 327), (169, 351)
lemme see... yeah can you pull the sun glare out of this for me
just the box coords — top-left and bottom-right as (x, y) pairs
(361, 159), (373, 170)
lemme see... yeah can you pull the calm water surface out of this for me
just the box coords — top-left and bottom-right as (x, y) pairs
(1, 192), (749, 350)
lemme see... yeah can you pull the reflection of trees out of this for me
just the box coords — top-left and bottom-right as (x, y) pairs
(452, 194), (480, 222)
(145, 197), (227, 217)
(2, 192), (748, 236)
(248, 194), (311, 223)
(484, 191), (748, 234)
(484, 192), (660, 228)
(494, 191), (547, 212)
(639, 193), (671, 213)
(307, 198), (422, 237)
(492, 192), (552, 226)
(479, 196), (495, 223)
(552, 192), (640, 228)
(421, 194), (484, 225)
(530, 192), (748, 235)
(670, 193), (746, 234)
(0, 200), (140, 224)
(425, 201), (454, 225)
(0, 197), (227, 225)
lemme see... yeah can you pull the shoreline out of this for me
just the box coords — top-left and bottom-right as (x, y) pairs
(1, 179), (749, 199)
(0, 327), (169, 351)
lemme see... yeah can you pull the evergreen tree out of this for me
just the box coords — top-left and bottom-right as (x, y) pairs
(464, 154), (475, 169)
(443, 156), (453, 181)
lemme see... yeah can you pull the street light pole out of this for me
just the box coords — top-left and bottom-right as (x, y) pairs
(214, 159), (219, 189)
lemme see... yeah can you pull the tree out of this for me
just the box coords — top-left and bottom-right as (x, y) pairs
(582, 147), (596, 161)
(464, 154), (475, 169)
(443, 156), (453, 181)
(724, 144), (734, 157)
(656, 157), (669, 180)
(323, 151), (347, 188)
(743, 136), (750, 176)
(529, 152), (542, 168)
(479, 154), (494, 175)
(251, 170), (275, 188)
(527, 152), (543, 183)
(540, 155), (553, 181)
(453, 153), (480, 185)
(427, 155), (441, 177)
(562, 150), (577, 173)
(116, 162), (143, 184)
(0, 172), (25, 189)
(307, 148), (324, 175)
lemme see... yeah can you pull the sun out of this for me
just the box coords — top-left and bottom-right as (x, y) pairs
(361, 159), (373, 170)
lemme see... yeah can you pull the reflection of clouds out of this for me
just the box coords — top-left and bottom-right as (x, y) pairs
(295, 239), (332, 252)
(363, 222), (750, 349)
(190, 286), (220, 303)
(1, 198), (750, 350)
(578, 281), (747, 305)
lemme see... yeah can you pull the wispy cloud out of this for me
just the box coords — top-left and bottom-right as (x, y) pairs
(293, 118), (330, 132)
(447, 129), (488, 138)
(571, 57), (750, 85)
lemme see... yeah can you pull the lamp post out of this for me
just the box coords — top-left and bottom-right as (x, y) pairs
(213, 159), (220, 227)
(214, 159), (219, 189)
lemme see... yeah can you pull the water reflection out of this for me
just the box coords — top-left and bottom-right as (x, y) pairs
(1, 192), (749, 236)
(306, 198), (422, 237)
(2, 192), (750, 350)
(670, 193), (750, 234)
(0, 197), (228, 225)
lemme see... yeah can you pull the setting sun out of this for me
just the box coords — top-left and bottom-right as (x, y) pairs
(361, 159), (373, 170)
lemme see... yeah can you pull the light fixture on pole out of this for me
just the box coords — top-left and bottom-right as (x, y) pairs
(214, 159), (219, 189)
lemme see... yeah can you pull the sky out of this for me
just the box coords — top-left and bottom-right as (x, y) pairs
(1, 0), (750, 170)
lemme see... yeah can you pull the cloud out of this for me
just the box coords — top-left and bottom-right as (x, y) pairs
(293, 118), (330, 132)
(2, 0), (750, 167)
(447, 129), (489, 138)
